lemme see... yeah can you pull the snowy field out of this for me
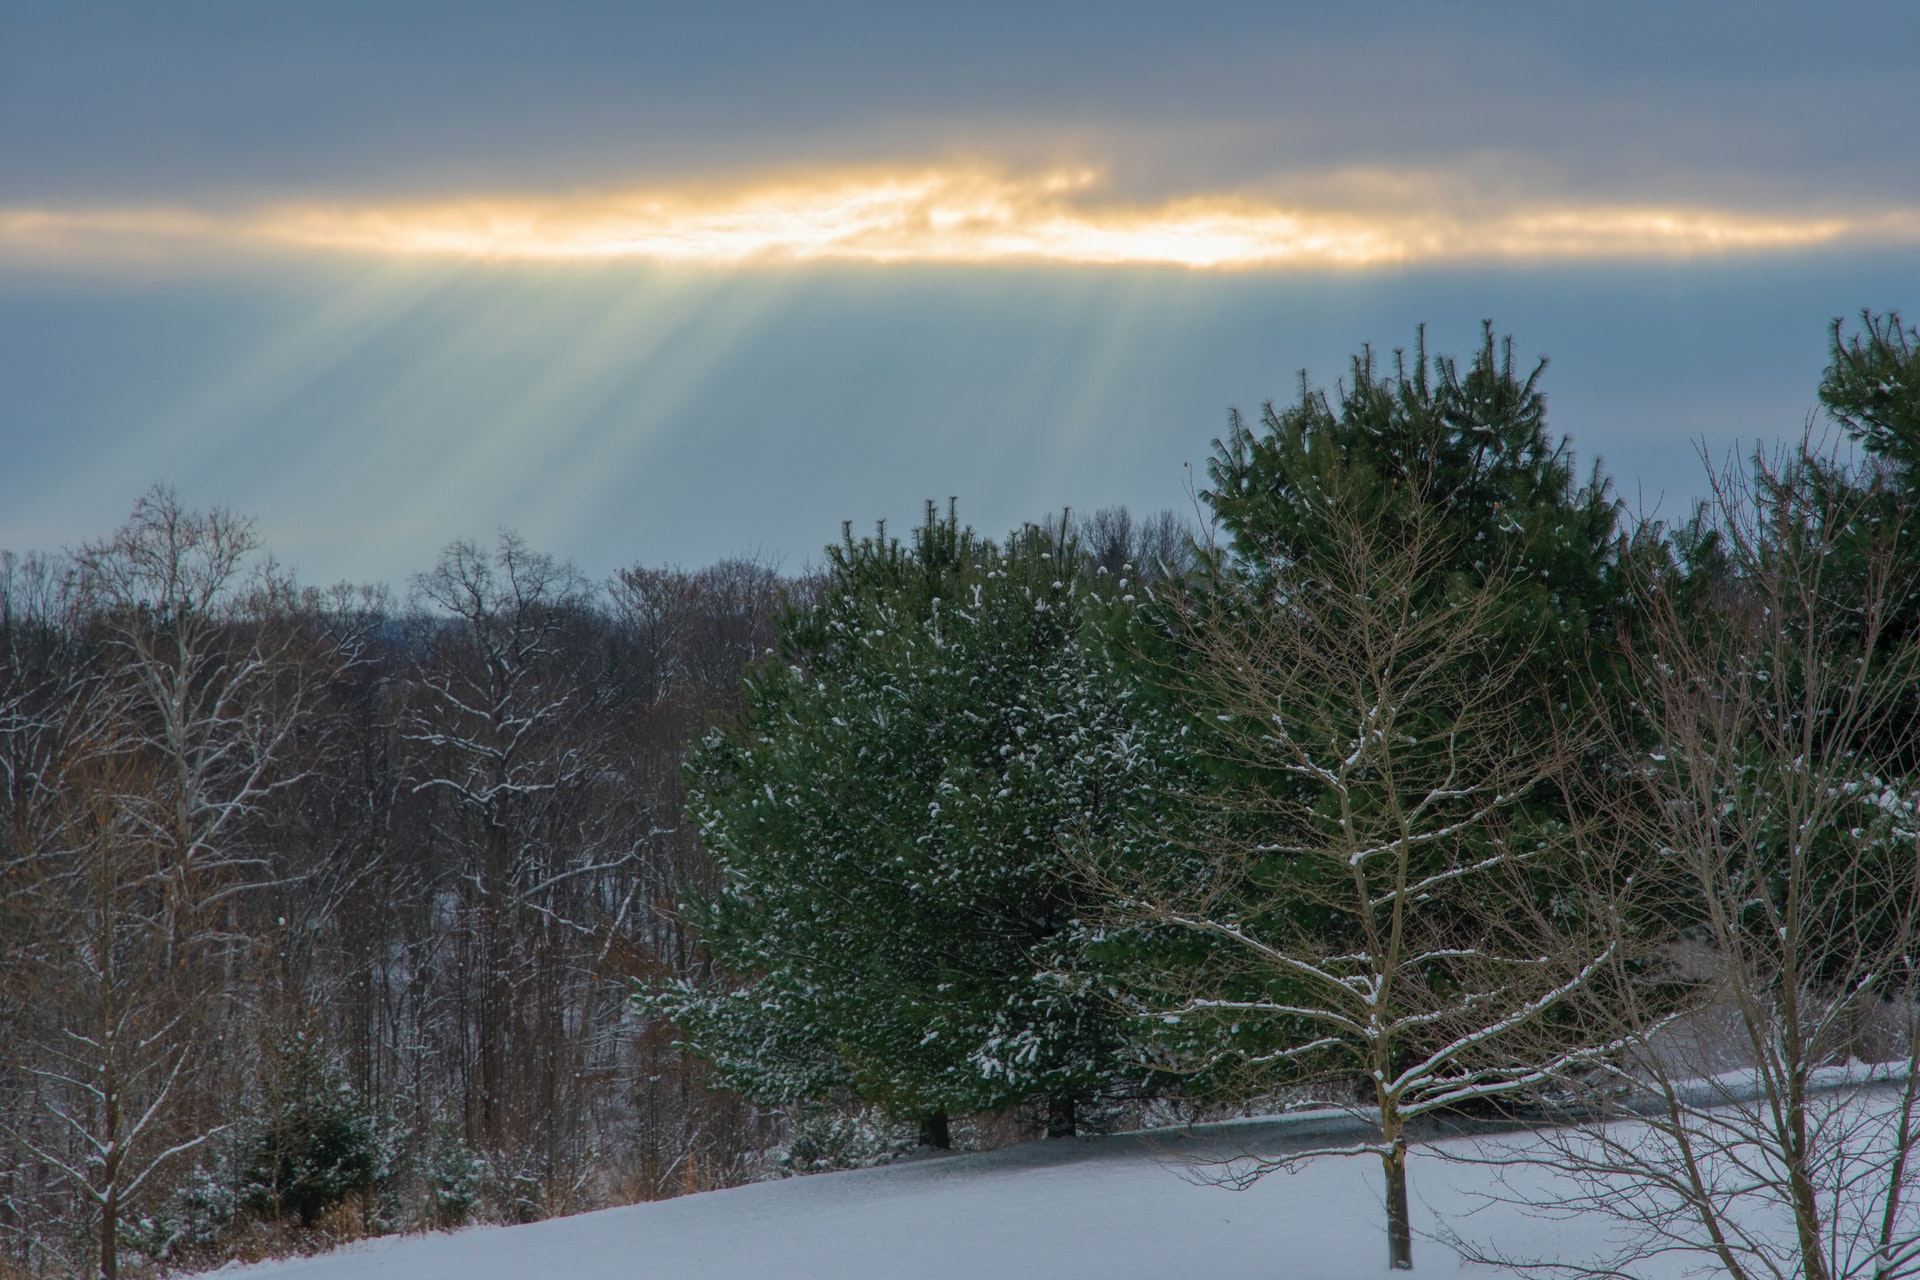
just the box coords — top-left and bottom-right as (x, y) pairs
(209, 1115), (1695, 1280)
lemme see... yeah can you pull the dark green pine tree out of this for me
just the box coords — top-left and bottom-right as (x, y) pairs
(1812, 309), (1920, 649)
(1718, 310), (1920, 984)
(1677, 311), (1920, 805)
(1659, 311), (1920, 643)
(1204, 322), (1625, 663)
(240, 1020), (382, 1229)
(1191, 320), (1630, 904)
(657, 503), (1182, 1140)
(1821, 310), (1920, 478)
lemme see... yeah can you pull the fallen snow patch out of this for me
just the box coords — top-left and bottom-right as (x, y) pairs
(207, 1117), (1696, 1279)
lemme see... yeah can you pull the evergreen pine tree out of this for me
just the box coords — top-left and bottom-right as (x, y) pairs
(656, 503), (1181, 1137)
(240, 1019), (381, 1229)
(1812, 309), (1920, 649)
(1820, 310), (1920, 477)
(1203, 321), (1624, 669)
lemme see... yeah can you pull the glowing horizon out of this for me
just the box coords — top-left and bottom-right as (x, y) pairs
(6, 165), (1920, 274)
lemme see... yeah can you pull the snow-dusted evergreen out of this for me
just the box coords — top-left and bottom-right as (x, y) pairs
(1451, 317), (1920, 1280)
(658, 503), (1182, 1135)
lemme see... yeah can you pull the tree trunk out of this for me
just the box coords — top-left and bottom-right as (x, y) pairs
(920, 1109), (951, 1150)
(1785, 1067), (1833, 1280)
(100, 1182), (119, 1280)
(1382, 1142), (1413, 1271)
(1046, 1095), (1077, 1139)
(101, 1053), (121, 1280)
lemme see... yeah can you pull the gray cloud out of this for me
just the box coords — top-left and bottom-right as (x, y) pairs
(3, 1), (1915, 209)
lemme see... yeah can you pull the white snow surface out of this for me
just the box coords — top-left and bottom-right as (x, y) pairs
(212, 1117), (1682, 1280)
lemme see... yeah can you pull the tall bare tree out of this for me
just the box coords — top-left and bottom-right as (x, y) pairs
(71, 487), (317, 960)
(1, 490), (323, 1278)
(407, 532), (646, 1214)
(0, 717), (233, 1280)
(1099, 493), (1611, 1271)
(1457, 441), (1920, 1280)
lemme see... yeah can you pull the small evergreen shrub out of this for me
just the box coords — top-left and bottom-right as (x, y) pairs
(241, 1024), (382, 1228)
(774, 1106), (918, 1176)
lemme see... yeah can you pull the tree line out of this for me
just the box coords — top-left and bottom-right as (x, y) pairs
(0, 515), (792, 1276)
(5, 312), (1920, 1278)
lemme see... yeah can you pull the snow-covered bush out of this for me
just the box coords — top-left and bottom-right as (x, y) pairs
(240, 1027), (384, 1229)
(771, 1107), (920, 1177)
(419, 1122), (487, 1229)
(122, 1147), (246, 1269)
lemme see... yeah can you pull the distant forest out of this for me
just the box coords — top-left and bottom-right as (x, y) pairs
(6, 312), (1920, 1280)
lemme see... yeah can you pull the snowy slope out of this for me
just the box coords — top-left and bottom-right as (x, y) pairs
(211, 1114), (1687, 1280)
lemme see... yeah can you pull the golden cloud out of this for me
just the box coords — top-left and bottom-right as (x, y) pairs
(5, 166), (1917, 271)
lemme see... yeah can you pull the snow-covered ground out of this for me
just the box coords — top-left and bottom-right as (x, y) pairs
(211, 1114), (1695, 1280)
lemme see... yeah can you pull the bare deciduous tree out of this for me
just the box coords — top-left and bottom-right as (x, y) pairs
(0, 732), (231, 1280)
(72, 486), (319, 958)
(1456, 442), (1920, 1280)
(1097, 493), (1611, 1271)
(2, 489), (324, 1279)
(1070, 506), (1195, 582)
(0, 508), (824, 1271)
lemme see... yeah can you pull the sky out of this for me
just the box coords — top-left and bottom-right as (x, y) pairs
(4, 1), (1919, 586)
